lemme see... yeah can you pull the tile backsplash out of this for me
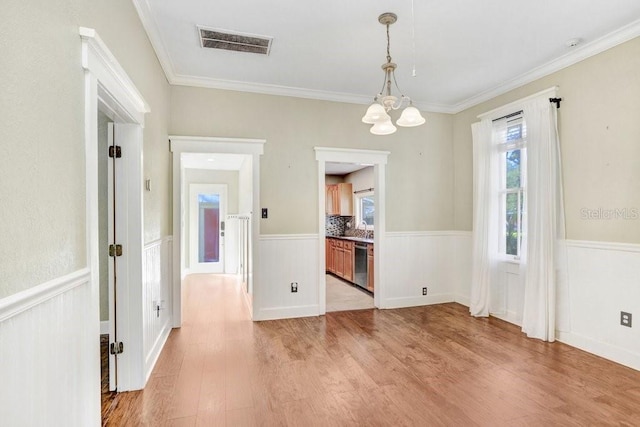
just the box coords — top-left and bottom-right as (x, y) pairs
(325, 215), (348, 236)
(325, 215), (374, 239)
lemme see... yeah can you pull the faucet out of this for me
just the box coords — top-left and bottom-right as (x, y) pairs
(360, 220), (369, 238)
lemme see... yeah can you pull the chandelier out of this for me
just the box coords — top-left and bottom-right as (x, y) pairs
(362, 12), (425, 135)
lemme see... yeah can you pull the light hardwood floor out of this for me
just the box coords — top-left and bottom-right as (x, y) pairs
(103, 274), (640, 426)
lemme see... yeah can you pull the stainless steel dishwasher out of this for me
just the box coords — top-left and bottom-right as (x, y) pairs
(354, 243), (368, 290)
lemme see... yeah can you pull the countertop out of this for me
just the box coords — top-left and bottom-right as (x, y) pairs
(326, 235), (374, 244)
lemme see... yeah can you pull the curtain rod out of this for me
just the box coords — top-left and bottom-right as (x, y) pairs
(490, 98), (563, 122)
(477, 86), (559, 120)
(354, 187), (374, 194)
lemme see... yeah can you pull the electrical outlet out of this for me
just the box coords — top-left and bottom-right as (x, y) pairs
(422, 287), (428, 296)
(621, 311), (632, 328)
(262, 208), (268, 218)
(291, 282), (298, 293)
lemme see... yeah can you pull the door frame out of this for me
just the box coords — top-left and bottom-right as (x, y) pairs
(170, 136), (265, 327)
(314, 147), (390, 313)
(188, 183), (228, 273)
(82, 27), (149, 392)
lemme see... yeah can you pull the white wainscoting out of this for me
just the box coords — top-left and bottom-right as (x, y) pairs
(0, 269), (100, 426)
(143, 236), (173, 381)
(256, 234), (319, 320)
(384, 231), (472, 309)
(558, 240), (640, 371)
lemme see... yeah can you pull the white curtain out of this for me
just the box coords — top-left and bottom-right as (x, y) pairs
(520, 97), (565, 341)
(470, 119), (499, 317)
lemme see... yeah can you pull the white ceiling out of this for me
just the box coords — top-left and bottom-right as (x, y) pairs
(134, 0), (640, 113)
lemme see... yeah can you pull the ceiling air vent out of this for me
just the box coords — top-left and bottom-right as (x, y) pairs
(198, 26), (272, 55)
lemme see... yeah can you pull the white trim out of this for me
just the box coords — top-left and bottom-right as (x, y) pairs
(80, 27), (149, 125)
(315, 147), (390, 313)
(170, 136), (264, 325)
(257, 305), (320, 321)
(144, 324), (171, 382)
(260, 234), (319, 241)
(386, 230), (472, 238)
(130, 0), (178, 85)
(491, 310), (522, 327)
(128, 4), (640, 114)
(557, 331), (640, 372)
(565, 239), (640, 253)
(0, 269), (90, 322)
(455, 19), (640, 113)
(384, 294), (455, 310)
(477, 86), (559, 120)
(144, 235), (173, 251)
(82, 27), (149, 392)
(454, 295), (470, 307)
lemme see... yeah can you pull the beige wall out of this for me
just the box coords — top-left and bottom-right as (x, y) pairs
(0, 0), (171, 298)
(453, 36), (640, 243)
(170, 87), (455, 234)
(345, 166), (374, 193)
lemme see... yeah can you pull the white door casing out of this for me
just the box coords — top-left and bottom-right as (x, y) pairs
(82, 27), (149, 393)
(170, 136), (265, 327)
(314, 147), (390, 313)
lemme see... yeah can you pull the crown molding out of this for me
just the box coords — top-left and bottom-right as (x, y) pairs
(132, 1), (640, 116)
(131, 0), (178, 84)
(451, 17), (640, 113)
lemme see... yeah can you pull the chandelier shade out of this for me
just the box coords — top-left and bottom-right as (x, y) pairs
(397, 105), (426, 127)
(362, 12), (425, 135)
(370, 119), (397, 136)
(362, 103), (390, 124)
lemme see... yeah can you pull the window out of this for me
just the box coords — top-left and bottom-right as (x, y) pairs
(496, 113), (526, 259)
(355, 191), (374, 228)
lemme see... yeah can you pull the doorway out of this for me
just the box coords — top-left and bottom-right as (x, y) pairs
(315, 147), (390, 314)
(82, 26), (149, 396)
(325, 162), (375, 312)
(170, 137), (265, 325)
(189, 184), (228, 274)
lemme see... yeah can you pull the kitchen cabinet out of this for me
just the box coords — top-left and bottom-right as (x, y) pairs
(325, 183), (353, 216)
(326, 238), (334, 273)
(343, 241), (354, 282)
(326, 237), (355, 283)
(334, 240), (344, 277)
(367, 244), (374, 292)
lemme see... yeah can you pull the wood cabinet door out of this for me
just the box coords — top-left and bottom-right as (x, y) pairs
(338, 183), (353, 216)
(326, 239), (331, 272)
(343, 241), (354, 282)
(367, 244), (374, 292)
(325, 185), (338, 215)
(334, 241), (344, 277)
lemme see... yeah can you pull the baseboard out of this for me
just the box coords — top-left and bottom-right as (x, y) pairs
(256, 305), (319, 321)
(145, 320), (172, 382)
(557, 331), (640, 372)
(454, 295), (470, 307)
(490, 310), (522, 327)
(100, 321), (109, 335)
(382, 294), (454, 309)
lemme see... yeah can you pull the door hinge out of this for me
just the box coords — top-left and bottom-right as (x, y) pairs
(108, 145), (122, 158)
(109, 244), (123, 257)
(110, 342), (124, 355)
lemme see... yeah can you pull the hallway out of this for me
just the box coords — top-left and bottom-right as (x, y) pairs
(103, 274), (640, 426)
